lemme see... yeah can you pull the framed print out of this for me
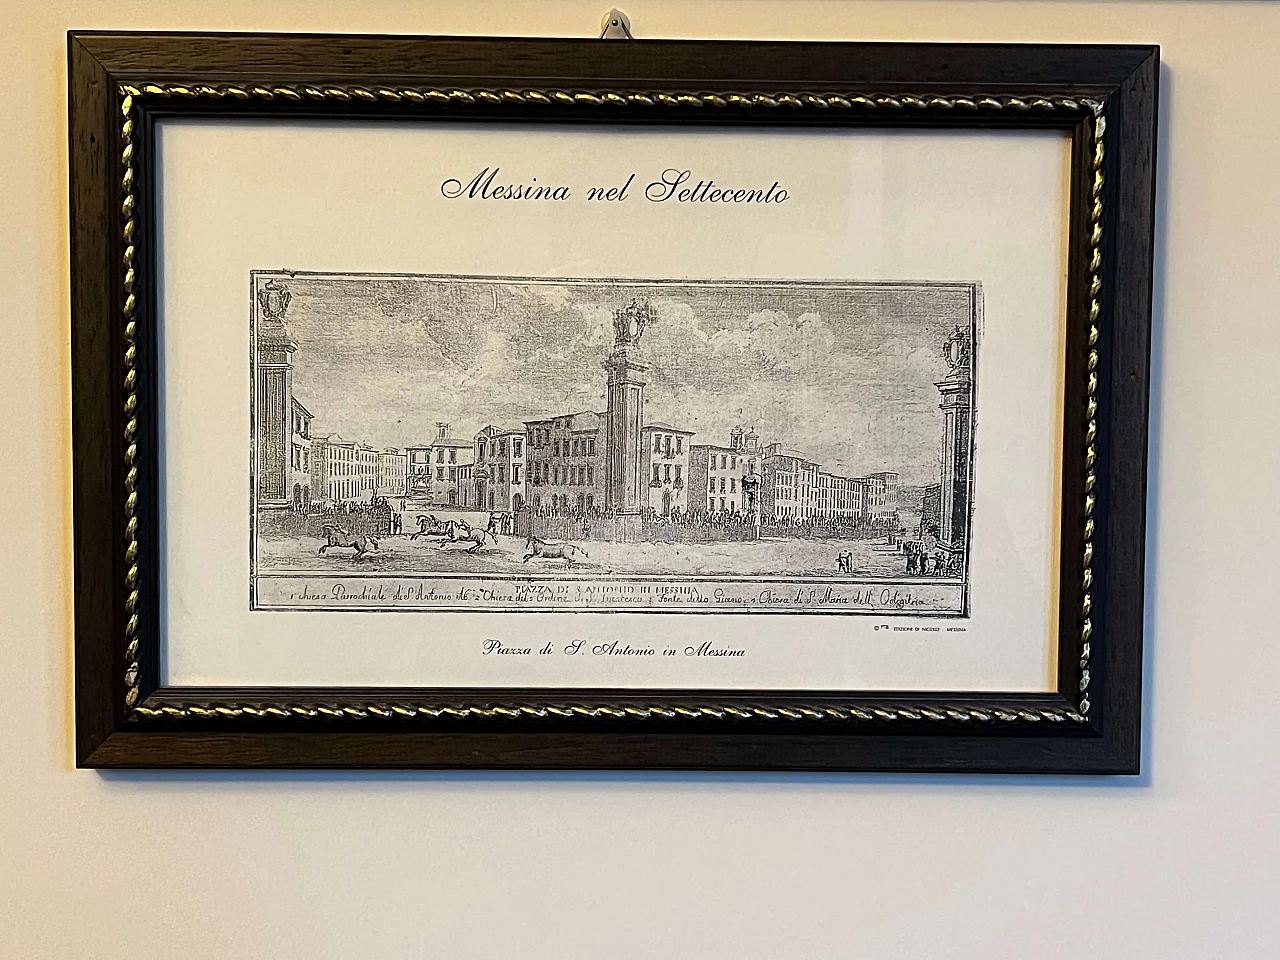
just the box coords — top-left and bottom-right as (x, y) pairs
(68, 31), (1157, 771)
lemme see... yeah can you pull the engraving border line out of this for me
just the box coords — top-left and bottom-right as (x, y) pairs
(247, 271), (978, 616)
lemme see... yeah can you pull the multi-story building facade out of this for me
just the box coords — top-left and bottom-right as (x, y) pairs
(310, 435), (379, 503)
(473, 425), (527, 512)
(862, 471), (900, 517)
(760, 445), (819, 520)
(456, 464), (474, 507)
(761, 444), (872, 522)
(405, 423), (475, 505)
(640, 422), (693, 516)
(813, 471), (866, 520)
(376, 449), (409, 498)
(689, 426), (764, 516)
(288, 397), (313, 508)
(525, 411), (605, 513)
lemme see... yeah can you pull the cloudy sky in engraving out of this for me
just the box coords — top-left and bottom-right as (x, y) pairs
(277, 275), (973, 486)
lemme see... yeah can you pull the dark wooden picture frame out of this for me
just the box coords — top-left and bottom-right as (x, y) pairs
(69, 31), (1157, 771)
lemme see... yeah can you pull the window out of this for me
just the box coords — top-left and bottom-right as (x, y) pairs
(449, 449), (456, 463)
(721, 454), (727, 470)
(436, 448), (444, 463)
(513, 465), (521, 484)
(652, 465), (660, 482)
(674, 465), (681, 483)
(553, 440), (560, 457)
(498, 438), (507, 457)
(730, 478), (737, 493)
(497, 465), (506, 484)
(664, 464), (671, 482)
(586, 495), (594, 510)
(553, 466), (560, 485)
(731, 456), (737, 470)
(664, 436), (672, 457)
(654, 435), (662, 452)
(708, 497), (715, 511)
(449, 467), (457, 481)
(675, 436), (682, 453)
(588, 438), (595, 456)
(719, 478), (726, 494)
(437, 467), (445, 480)
(514, 438), (523, 457)
(720, 498), (726, 511)
(586, 466), (593, 485)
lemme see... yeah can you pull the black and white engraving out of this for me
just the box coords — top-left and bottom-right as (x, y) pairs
(250, 272), (977, 614)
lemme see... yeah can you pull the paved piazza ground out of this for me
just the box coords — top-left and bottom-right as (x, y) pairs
(258, 508), (919, 579)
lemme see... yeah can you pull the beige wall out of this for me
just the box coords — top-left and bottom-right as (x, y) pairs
(4, 1), (1280, 956)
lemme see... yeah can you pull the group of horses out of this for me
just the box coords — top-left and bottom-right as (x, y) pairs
(408, 515), (497, 553)
(318, 514), (584, 563)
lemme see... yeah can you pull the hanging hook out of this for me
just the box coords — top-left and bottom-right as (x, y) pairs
(599, 9), (634, 39)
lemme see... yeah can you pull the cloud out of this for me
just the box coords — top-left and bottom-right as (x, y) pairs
(285, 277), (969, 484)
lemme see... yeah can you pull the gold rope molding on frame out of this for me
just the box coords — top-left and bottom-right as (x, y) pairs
(132, 700), (1086, 723)
(121, 81), (1096, 113)
(116, 83), (1103, 722)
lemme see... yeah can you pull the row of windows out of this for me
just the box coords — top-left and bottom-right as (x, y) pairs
(540, 436), (596, 458)
(485, 464), (523, 485)
(709, 454), (756, 473)
(651, 434), (684, 455)
(534, 493), (596, 511)
(417, 447), (459, 464)
(479, 437), (524, 460)
(651, 464), (683, 484)
(532, 462), (594, 486)
(429, 466), (460, 481)
(328, 478), (374, 498)
(290, 444), (310, 471)
(531, 418), (582, 441)
(328, 461), (376, 478)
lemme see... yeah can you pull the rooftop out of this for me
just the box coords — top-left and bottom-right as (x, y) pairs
(643, 421), (694, 435)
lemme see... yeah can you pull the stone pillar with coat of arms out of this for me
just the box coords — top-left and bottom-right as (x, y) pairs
(936, 324), (973, 553)
(604, 299), (656, 514)
(256, 278), (297, 508)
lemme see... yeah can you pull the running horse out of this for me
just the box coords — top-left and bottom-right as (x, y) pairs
(438, 520), (497, 554)
(523, 536), (588, 564)
(318, 524), (378, 559)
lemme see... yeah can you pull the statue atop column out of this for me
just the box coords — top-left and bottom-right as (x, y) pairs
(612, 297), (658, 348)
(942, 323), (971, 378)
(603, 298), (657, 515)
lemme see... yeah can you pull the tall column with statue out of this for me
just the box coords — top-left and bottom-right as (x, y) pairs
(256, 278), (298, 509)
(935, 324), (973, 558)
(603, 299), (656, 514)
